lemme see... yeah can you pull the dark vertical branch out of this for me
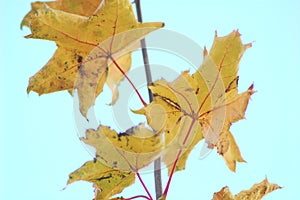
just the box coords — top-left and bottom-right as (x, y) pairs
(134, 0), (154, 103)
(134, 1), (162, 199)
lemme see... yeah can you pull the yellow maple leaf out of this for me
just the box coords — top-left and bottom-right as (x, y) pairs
(213, 178), (281, 200)
(68, 160), (135, 200)
(135, 30), (253, 173)
(82, 123), (163, 172)
(22, 0), (163, 110)
(21, 0), (103, 25)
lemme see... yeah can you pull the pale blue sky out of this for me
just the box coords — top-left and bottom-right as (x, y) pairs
(1, 0), (300, 199)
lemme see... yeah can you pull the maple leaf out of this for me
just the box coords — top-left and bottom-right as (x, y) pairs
(82, 123), (163, 172)
(22, 0), (163, 110)
(21, 0), (103, 25)
(68, 160), (135, 200)
(135, 30), (253, 173)
(212, 178), (281, 200)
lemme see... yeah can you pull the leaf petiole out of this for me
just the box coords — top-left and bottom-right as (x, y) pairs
(124, 195), (152, 200)
(110, 56), (147, 106)
(163, 118), (197, 198)
(137, 172), (153, 200)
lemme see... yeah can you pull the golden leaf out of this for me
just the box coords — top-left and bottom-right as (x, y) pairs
(21, 0), (103, 28)
(135, 30), (253, 173)
(82, 123), (163, 172)
(213, 178), (281, 200)
(22, 0), (163, 112)
(68, 160), (135, 200)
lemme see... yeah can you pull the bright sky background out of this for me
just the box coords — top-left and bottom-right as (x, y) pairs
(1, 0), (300, 199)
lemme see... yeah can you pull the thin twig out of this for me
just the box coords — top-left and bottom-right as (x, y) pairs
(134, 1), (162, 200)
(110, 56), (147, 106)
(125, 195), (152, 200)
(162, 150), (181, 198)
(137, 172), (153, 200)
(163, 118), (197, 198)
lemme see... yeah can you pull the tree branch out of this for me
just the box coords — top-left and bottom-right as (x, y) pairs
(134, 1), (162, 199)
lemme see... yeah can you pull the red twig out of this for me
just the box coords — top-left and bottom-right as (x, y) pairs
(163, 149), (181, 198)
(137, 172), (153, 200)
(125, 195), (152, 200)
(163, 118), (197, 197)
(110, 56), (147, 106)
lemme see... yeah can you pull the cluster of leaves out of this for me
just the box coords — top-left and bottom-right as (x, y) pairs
(22, 0), (280, 199)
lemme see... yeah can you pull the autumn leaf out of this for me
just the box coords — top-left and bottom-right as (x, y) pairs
(82, 123), (163, 172)
(68, 123), (162, 199)
(135, 30), (253, 173)
(68, 160), (135, 200)
(21, 0), (103, 26)
(213, 178), (281, 200)
(22, 0), (163, 111)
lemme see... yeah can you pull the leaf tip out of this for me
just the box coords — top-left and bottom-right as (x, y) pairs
(263, 177), (282, 189)
(67, 175), (74, 185)
(214, 30), (218, 37)
(24, 34), (32, 39)
(245, 42), (253, 49)
(203, 46), (208, 57)
(61, 185), (67, 191)
(233, 29), (242, 37)
(230, 166), (237, 173)
(20, 22), (26, 30)
(131, 107), (146, 115)
(248, 83), (254, 90)
(248, 83), (256, 95)
(26, 85), (33, 94)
